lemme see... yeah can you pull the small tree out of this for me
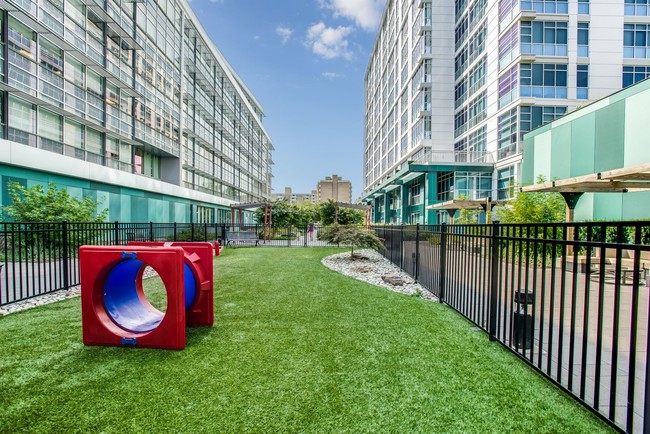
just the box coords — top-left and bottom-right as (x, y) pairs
(319, 200), (365, 225)
(319, 224), (384, 258)
(2, 182), (107, 222)
(494, 176), (565, 224)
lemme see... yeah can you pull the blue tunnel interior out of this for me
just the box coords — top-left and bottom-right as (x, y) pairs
(103, 259), (197, 333)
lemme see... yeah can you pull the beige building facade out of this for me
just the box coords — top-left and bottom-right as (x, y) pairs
(317, 175), (352, 203)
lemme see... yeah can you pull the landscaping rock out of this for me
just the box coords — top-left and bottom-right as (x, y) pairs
(381, 275), (405, 286)
(322, 249), (437, 301)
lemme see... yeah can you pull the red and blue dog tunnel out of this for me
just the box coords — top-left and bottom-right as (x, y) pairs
(79, 242), (214, 350)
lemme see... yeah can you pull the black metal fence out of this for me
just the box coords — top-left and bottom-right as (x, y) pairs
(374, 222), (650, 434)
(0, 221), (333, 307)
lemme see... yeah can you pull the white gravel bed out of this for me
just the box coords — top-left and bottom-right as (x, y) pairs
(322, 249), (438, 302)
(0, 286), (80, 316)
(0, 266), (159, 317)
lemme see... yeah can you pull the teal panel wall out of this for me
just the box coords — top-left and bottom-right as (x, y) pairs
(622, 191), (650, 219)
(520, 137), (535, 185)
(550, 122), (571, 180)
(569, 114), (596, 177)
(624, 92), (650, 166)
(425, 172), (438, 224)
(533, 132), (552, 180)
(594, 101), (625, 172)
(0, 163), (231, 223)
(594, 193), (624, 221)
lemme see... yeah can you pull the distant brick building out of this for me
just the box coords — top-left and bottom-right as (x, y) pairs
(317, 175), (352, 203)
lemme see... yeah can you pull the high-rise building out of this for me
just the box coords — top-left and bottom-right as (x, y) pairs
(362, 0), (649, 224)
(0, 0), (273, 223)
(317, 175), (352, 203)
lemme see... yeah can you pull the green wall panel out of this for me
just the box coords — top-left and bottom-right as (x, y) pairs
(594, 193), (624, 221)
(624, 91), (650, 166)
(594, 101), (625, 172)
(533, 132), (552, 180)
(622, 191), (650, 220)
(569, 114), (596, 177)
(550, 123), (571, 180)
(520, 138), (535, 185)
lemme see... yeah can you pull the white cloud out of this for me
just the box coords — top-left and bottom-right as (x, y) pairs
(306, 22), (354, 60)
(322, 72), (344, 79)
(319, 0), (385, 31)
(276, 26), (293, 44)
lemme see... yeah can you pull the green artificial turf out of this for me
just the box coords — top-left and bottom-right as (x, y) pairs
(0, 247), (612, 433)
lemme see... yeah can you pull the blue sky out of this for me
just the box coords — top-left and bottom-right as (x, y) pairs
(187, 0), (385, 200)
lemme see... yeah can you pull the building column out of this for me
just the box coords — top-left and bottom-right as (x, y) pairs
(400, 184), (409, 224)
(425, 172), (438, 224)
(384, 191), (390, 224)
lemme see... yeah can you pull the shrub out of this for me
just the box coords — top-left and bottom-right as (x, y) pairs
(318, 224), (384, 257)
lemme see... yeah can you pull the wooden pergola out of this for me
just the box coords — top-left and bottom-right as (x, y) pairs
(334, 202), (372, 226)
(230, 202), (272, 241)
(521, 163), (650, 255)
(426, 197), (497, 224)
(521, 163), (650, 223)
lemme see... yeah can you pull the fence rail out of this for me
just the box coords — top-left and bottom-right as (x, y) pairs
(374, 221), (650, 434)
(0, 221), (333, 307)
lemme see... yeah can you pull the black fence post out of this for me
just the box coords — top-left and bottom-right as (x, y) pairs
(62, 221), (69, 290)
(114, 221), (119, 245)
(149, 222), (154, 242)
(488, 220), (500, 341)
(399, 225), (404, 271)
(415, 223), (420, 282)
(204, 222), (208, 241)
(173, 222), (177, 241)
(439, 222), (448, 303)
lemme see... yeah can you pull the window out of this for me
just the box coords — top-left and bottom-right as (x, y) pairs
(577, 65), (588, 99)
(498, 65), (518, 108)
(623, 65), (650, 87)
(38, 108), (62, 142)
(499, 25), (519, 70)
(64, 119), (84, 151)
(39, 39), (63, 74)
(8, 96), (35, 145)
(520, 0), (568, 14)
(499, 0), (519, 27)
(577, 23), (589, 57)
(498, 166), (515, 200)
(626, 0), (649, 16)
(468, 91), (487, 128)
(624, 24), (650, 58)
(454, 107), (468, 137)
(409, 180), (421, 205)
(468, 126), (487, 155)
(519, 106), (566, 137)
(8, 18), (36, 59)
(521, 21), (568, 56)
(578, 0), (589, 14)
(520, 63), (567, 98)
(497, 108), (518, 160)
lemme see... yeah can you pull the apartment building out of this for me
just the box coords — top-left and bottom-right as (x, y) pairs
(317, 174), (352, 203)
(362, 0), (649, 224)
(0, 0), (273, 223)
(272, 187), (318, 204)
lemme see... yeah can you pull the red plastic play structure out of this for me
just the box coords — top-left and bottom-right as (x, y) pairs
(79, 242), (214, 350)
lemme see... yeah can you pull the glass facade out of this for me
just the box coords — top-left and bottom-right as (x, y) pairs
(363, 0), (648, 224)
(0, 0), (273, 208)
